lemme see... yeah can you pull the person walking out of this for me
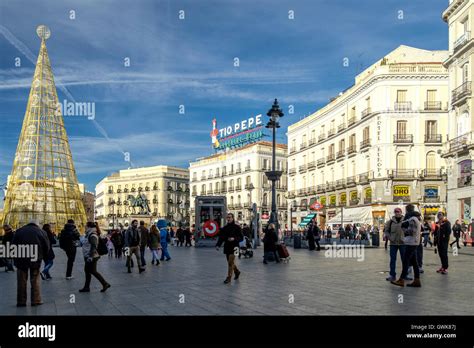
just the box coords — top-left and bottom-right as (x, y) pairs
(345, 224), (352, 240)
(306, 218), (317, 251)
(215, 213), (243, 284)
(40, 224), (56, 280)
(149, 225), (161, 265)
(157, 220), (171, 261)
(262, 223), (280, 264)
(434, 211), (451, 274)
(185, 227), (192, 247)
(79, 222), (110, 293)
(422, 220), (433, 247)
(138, 221), (150, 266)
(2, 224), (15, 272)
(383, 207), (405, 282)
(450, 219), (462, 250)
(391, 204), (422, 287)
(59, 219), (80, 280)
(111, 229), (123, 258)
(176, 227), (184, 247)
(125, 220), (145, 274)
(12, 220), (50, 307)
(326, 225), (332, 243)
(106, 236), (114, 258)
(338, 225), (344, 243)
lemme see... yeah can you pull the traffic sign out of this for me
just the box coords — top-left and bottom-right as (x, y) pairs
(203, 220), (219, 237)
(310, 201), (323, 211)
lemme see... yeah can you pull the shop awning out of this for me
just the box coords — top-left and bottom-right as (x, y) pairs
(326, 206), (373, 226)
(298, 213), (316, 227)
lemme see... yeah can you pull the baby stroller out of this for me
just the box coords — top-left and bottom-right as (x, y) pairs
(239, 236), (254, 258)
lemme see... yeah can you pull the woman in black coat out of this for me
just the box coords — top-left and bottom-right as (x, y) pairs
(263, 224), (280, 264)
(306, 218), (317, 251)
(41, 224), (56, 280)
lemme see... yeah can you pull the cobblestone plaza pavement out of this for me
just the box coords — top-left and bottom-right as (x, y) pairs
(1, 245), (473, 316)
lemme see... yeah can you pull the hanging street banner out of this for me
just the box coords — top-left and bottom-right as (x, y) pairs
(210, 114), (265, 151)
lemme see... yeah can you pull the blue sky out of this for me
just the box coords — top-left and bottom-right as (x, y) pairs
(0, 0), (448, 194)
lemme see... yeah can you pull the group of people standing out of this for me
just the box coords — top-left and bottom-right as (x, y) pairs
(384, 205), (453, 288)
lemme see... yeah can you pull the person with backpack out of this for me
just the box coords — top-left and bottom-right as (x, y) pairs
(59, 219), (80, 280)
(40, 224), (56, 280)
(79, 222), (110, 293)
(157, 220), (171, 261)
(125, 220), (145, 273)
(383, 207), (405, 282)
(391, 204), (422, 287)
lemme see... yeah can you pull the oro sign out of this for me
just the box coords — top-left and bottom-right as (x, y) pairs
(203, 220), (219, 237)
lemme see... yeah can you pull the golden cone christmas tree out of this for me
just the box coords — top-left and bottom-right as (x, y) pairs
(1, 25), (86, 231)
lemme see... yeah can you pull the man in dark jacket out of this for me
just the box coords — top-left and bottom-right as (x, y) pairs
(125, 220), (145, 273)
(263, 223), (280, 264)
(138, 221), (150, 266)
(306, 218), (320, 251)
(59, 219), (80, 279)
(2, 224), (15, 272)
(216, 213), (243, 284)
(434, 211), (451, 274)
(12, 220), (50, 307)
(450, 219), (462, 250)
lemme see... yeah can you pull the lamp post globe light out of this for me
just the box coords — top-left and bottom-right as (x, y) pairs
(265, 98), (284, 239)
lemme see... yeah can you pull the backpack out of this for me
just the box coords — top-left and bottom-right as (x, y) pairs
(89, 233), (108, 256)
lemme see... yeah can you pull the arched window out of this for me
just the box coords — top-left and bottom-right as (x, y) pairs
(396, 152), (407, 171)
(237, 178), (241, 187)
(230, 179), (234, 189)
(215, 182), (220, 192)
(246, 175), (251, 185)
(263, 193), (268, 206)
(277, 194), (281, 206)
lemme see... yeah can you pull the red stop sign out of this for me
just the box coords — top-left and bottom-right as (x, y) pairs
(203, 220), (219, 237)
(310, 202), (323, 211)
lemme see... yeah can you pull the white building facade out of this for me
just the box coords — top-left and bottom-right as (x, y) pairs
(189, 141), (288, 226)
(287, 46), (449, 229)
(442, 0), (474, 223)
(95, 165), (189, 229)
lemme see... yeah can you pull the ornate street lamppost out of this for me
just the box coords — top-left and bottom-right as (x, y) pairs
(265, 99), (284, 239)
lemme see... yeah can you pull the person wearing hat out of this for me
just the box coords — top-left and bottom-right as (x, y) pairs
(157, 219), (171, 261)
(383, 207), (405, 282)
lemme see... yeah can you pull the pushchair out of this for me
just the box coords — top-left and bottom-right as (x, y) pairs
(238, 236), (254, 258)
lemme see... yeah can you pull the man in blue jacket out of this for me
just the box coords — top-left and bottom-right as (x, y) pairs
(157, 219), (171, 261)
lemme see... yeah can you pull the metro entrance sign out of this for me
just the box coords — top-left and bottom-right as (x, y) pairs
(203, 220), (219, 237)
(310, 201), (323, 211)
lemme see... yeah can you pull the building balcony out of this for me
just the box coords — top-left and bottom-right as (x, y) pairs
(318, 134), (326, 142)
(214, 173), (220, 178)
(245, 166), (251, 172)
(200, 176), (206, 181)
(347, 117), (356, 126)
(207, 189), (213, 194)
(393, 134), (413, 144)
(297, 189), (307, 197)
(221, 172), (227, 177)
(336, 179), (346, 189)
(244, 202), (251, 208)
(328, 128), (336, 137)
(108, 189), (114, 194)
(346, 176), (356, 187)
(422, 134), (442, 145)
(361, 107), (372, 119)
(299, 164), (307, 173)
(317, 158), (326, 167)
(191, 191), (197, 197)
(360, 139), (371, 150)
(326, 182), (336, 192)
(308, 138), (316, 146)
(394, 101), (412, 111)
(326, 154), (335, 163)
(236, 168), (242, 174)
(300, 142), (307, 150)
(235, 185), (242, 191)
(424, 101), (444, 111)
(336, 150), (345, 159)
(123, 188), (129, 193)
(235, 203), (242, 209)
(390, 169), (415, 179)
(289, 168), (297, 176)
(458, 176), (471, 188)
(446, 132), (474, 154)
(228, 187), (235, 192)
(229, 170), (234, 175)
(288, 191), (296, 199)
(244, 184), (253, 190)
(307, 161), (316, 169)
(421, 169), (442, 179)
(338, 123), (346, 132)
(228, 204), (234, 209)
(278, 203), (288, 209)
(347, 145), (357, 156)
(116, 189), (122, 193)
(454, 31), (471, 51)
(290, 147), (297, 154)
(359, 171), (372, 184)
(317, 184), (325, 193)
(452, 81), (471, 106)
(308, 186), (317, 195)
